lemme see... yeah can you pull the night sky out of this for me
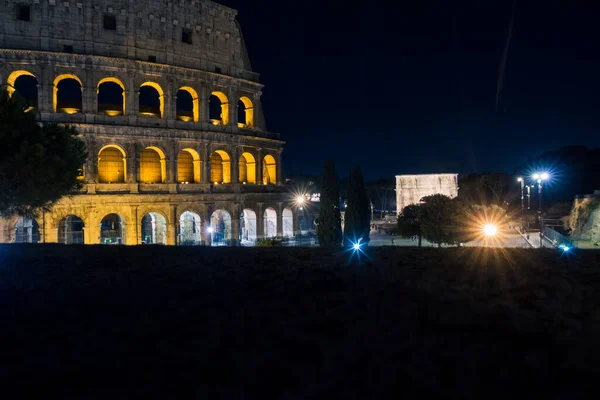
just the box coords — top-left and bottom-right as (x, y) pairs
(222, 0), (599, 180)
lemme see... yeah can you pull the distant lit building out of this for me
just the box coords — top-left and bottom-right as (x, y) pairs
(396, 174), (459, 213)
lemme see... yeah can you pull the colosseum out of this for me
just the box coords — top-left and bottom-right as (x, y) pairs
(0, 0), (296, 245)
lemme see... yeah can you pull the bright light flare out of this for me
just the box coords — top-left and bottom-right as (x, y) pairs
(353, 243), (361, 250)
(517, 177), (523, 182)
(207, 227), (213, 233)
(483, 224), (498, 237)
(296, 196), (306, 205)
(541, 172), (549, 180)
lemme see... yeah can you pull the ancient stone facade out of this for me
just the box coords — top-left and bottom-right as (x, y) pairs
(396, 174), (459, 213)
(0, 0), (295, 245)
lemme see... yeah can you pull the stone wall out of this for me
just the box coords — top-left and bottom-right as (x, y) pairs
(396, 174), (459, 213)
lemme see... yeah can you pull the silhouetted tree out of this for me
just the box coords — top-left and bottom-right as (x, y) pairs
(316, 161), (342, 249)
(344, 166), (370, 247)
(0, 89), (87, 217)
(397, 204), (422, 247)
(419, 194), (461, 247)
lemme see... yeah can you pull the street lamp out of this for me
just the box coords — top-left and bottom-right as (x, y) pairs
(207, 226), (213, 246)
(532, 172), (550, 248)
(517, 177), (524, 232)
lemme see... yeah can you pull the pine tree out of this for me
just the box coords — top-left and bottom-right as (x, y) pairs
(316, 160), (342, 249)
(343, 166), (370, 248)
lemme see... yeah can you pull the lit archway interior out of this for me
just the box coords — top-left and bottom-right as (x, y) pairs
(176, 87), (198, 122)
(263, 154), (277, 185)
(140, 147), (166, 184)
(209, 91), (229, 125)
(283, 208), (293, 237)
(54, 74), (83, 114)
(237, 96), (254, 128)
(178, 148), (200, 183)
(98, 77), (125, 116)
(139, 82), (164, 118)
(100, 214), (126, 244)
(14, 217), (40, 243)
(98, 146), (126, 183)
(240, 209), (257, 243)
(210, 150), (231, 184)
(239, 152), (256, 184)
(179, 211), (202, 245)
(58, 215), (84, 244)
(141, 212), (167, 245)
(210, 210), (232, 246)
(7, 70), (38, 110)
(264, 208), (277, 238)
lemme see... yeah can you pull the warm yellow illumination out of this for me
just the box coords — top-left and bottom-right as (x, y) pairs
(483, 224), (498, 237)
(53, 74), (83, 113)
(24, 106), (35, 113)
(239, 96), (254, 128)
(140, 81), (165, 118)
(263, 154), (277, 185)
(98, 145), (126, 183)
(140, 147), (166, 183)
(103, 110), (122, 117)
(210, 150), (231, 184)
(211, 119), (221, 126)
(237, 122), (245, 128)
(239, 152), (256, 184)
(98, 77), (126, 116)
(211, 91), (229, 125)
(178, 116), (193, 122)
(60, 107), (80, 115)
(140, 112), (159, 118)
(178, 148), (201, 183)
(6, 70), (37, 98)
(178, 86), (199, 122)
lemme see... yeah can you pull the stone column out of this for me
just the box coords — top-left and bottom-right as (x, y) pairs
(253, 91), (263, 130)
(293, 209), (300, 236)
(276, 148), (284, 186)
(168, 205), (177, 246)
(231, 146), (240, 184)
(256, 202), (264, 240)
(276, 202), (284, 237)
(199, 85), (208, 122)
(39, 63), (52, 114)
(256, 148), (263, 185)
(231, 203), (240, 246)
(88, 209), (100, 245)
(200, 142), (208, 183)
(204, 203), (213, 246)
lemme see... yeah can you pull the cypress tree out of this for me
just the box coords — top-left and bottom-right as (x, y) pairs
(316, 160), (342, 249)
(344, 166), (370, 248)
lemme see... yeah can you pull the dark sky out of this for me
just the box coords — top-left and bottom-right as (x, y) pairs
(221, 0), (599, 180)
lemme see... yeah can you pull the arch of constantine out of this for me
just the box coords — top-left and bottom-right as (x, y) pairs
(0, 0), (296, 245)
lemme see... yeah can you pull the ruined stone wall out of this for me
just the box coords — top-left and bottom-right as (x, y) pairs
(0, 0), (256, 80)
(396, 174), (459, 213)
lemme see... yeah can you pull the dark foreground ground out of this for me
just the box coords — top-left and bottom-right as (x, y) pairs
(1, 245), (600, 399)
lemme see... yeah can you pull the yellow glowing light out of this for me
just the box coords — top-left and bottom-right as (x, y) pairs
(296, 196), (306, 205)
(178, 115), (193, 122)
(483, 224), (498, 237)
(60, 107), (80, 114)
(104, 110), (122, 117)
(541, 173), (549, 180)
(211, 119), (221, 126)
(517, 177), (523, 182)
(140, 112), (159, 117)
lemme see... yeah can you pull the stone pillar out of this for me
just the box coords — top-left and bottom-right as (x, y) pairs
(276, 202), (284, 237)
(39, 63), (52, 114)
(256, 202), (264, 240)
(204, 203), (213, 246)
(253, 91), (263, 130)
(276, 148), (284, 186)
(256, 148), (263, 185)
(231, 146), (240, 184)
(199, 86), (208, 122)
(125, 90), (136, 116)
(229, 91), (238, 128)
(168, 205), (177, 246)
(200, 142), (208, 183)
(293, 209), (300, 236)
(231, 203), (240, 246)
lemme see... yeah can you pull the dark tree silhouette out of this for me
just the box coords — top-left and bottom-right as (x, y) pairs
(344, 166), (370, 248)
(316, 161), (342, 249)
(397, 204), (422, 247)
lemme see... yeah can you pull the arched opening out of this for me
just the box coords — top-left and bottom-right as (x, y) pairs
(98, 145), (126, 183)
(100, 214), (126, 244)
(209, 91), (229, 125)
(140, 147), (166, 184)
(53, 74), (83, 114)
(210, 150), (231, 184)
(177, 148), (200, 184)
(141, 212), (167, 245)
(98, 77), (125, 116)
(209, 210), (232, 246)
(7, 70), (38, 111)
(176, 87), (198, 122)
(240, 209), (257, 244)
(179, 211), (202, 245)
(238, 152), (256, 184)
(283, 208), (294, 237)
(14, 217), (40, 243)
(58, 215), (84, 244)
(139, 82), (164, 118)
(264, 208), (277, 238)
(237, 96), (254, 128)
(263, 154), (277, 185)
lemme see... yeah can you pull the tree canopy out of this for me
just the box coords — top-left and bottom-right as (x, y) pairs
(316, 161), (342, 249)
(397, 204), (422, 247)
(0, 89), (87, 218)
(419, 194), (461, 247)
(343, 166), (370, 247)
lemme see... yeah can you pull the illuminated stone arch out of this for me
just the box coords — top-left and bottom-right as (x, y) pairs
(283, 208), (294, 237)
(57, 215), (85, 244)
(209, 91), (229, 125)
(178, 148), (201, 183)
(140, 146), (167, 184)
(209, 209), (232, 246)
(6, 70), (38, 110)
(99, 213), (126, 245)
(139, 81), (164, 118)
(210, 150), (231, 184)
(263, 207), (277, 238)
(140, 211), (167, 245)
(13, 217), (40, 243)
(240, 208), (257, 243)
(239, 152), (257, 184)
(179, 211), (202, 245)
(263, 154), (277, 185)
(97, 77), (126, 116)
(237, 96), (254, 128)
(98, 145), (127, 183)
(53, 74), (83, 114)
(176, 86), (199, 122)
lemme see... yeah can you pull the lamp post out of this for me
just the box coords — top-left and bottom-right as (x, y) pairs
(532, 172), (550, 248)
(517, 177), (524, 232)
(207, 226), (213, 247)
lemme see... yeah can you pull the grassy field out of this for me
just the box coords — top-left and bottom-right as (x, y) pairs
(1, 245), (600, 398)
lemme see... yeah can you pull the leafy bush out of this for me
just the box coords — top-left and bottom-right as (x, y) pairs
(256, 237), (284, 247)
